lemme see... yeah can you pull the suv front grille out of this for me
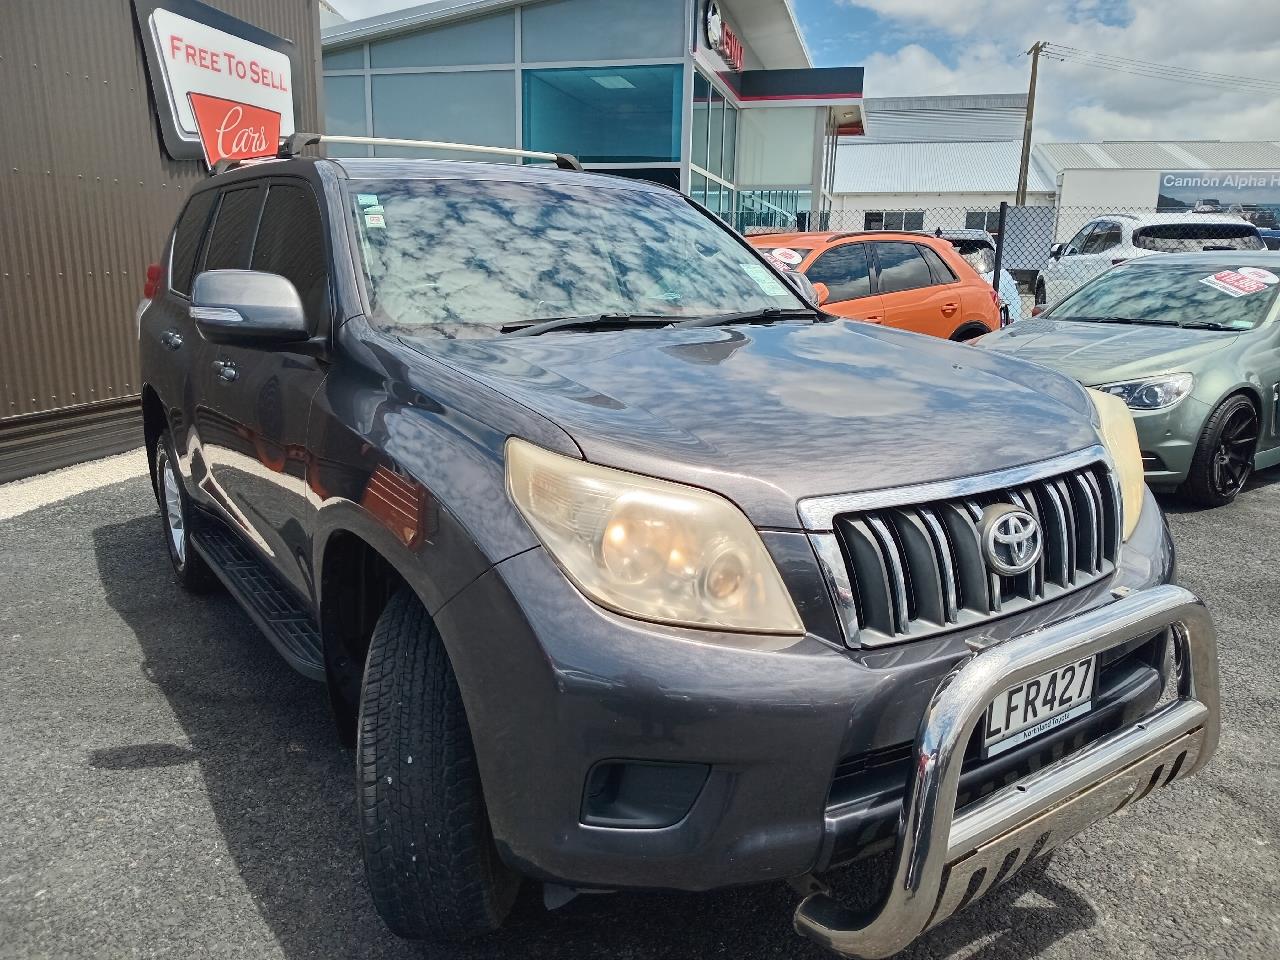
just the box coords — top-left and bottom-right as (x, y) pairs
(811, 457), (1120, 647)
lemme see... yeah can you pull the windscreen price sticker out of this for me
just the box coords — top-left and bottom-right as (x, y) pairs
(1199, 270), (1270, 297)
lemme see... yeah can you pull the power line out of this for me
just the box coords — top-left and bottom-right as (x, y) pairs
(1042, 43), (1280, 95)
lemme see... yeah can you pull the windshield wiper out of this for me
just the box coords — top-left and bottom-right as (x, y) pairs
(1179, 320), (1234, 331)
(501, 313), (673, 337)
(671, 307), (821, 329)
(1064, 315), (1178, 326)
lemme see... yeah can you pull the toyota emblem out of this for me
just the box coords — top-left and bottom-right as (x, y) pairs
(979, 504), (1042, 576)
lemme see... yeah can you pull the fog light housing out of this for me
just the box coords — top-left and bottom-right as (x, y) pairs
(581, 760), (710, 829)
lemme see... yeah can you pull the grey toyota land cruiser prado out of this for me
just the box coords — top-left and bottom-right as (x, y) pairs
(138, 141), (1221, 958)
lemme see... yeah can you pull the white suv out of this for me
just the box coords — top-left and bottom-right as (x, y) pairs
(1035, 212), (1264, 306)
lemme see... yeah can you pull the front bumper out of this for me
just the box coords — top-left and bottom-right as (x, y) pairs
(794, 583), (1218, 958)
(1130, 396), (1210, 487)
(431, 489), (1194, 900)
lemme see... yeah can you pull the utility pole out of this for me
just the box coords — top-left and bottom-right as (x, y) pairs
(1015, 41), (1044, 206)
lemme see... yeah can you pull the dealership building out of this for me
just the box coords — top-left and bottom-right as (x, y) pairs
(320, 0), (865, 231)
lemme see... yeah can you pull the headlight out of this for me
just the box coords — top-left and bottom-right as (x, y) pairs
(1095, 372), (1193, 410)
(1087, 389), (1145, 541)
(505, 439), (803, 634)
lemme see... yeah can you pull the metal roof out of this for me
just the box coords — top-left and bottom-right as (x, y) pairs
(1036, 140), (1280, 174)
(860, 94), (1027, 143)
(832, 139), (1056, 195)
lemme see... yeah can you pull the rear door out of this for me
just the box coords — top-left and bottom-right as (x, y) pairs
(802, 241), (885, 322)
(145, 188), (218, 473)
(873, 241), (960, 337)
(193, 178), (333, 601)
(187, 182), (265, 510)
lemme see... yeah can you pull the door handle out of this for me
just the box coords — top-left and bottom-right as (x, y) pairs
(862, 315), (883, 323)
(942, 302), (958, 315)
(160, 329), (183, 350)
(212, 359), (238, 382)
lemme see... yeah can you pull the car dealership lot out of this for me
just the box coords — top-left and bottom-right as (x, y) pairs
(1, 460), (1277, 960)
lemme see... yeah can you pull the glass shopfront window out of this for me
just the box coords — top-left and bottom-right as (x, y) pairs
(689, 69), (738, 206)
(369, 11), (514, 68)
(523, 65), (681, 164)
(372, 71), (517, 159)
(324, 75), (367, 157)
(520, 0), (685, 63)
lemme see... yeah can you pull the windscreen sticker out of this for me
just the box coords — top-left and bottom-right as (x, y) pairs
(364, 213), (386, 229)
(356, 193), (380, 207)
(739, 262), (789, 296)
(1198, 270), (1269, 297)
(1236, 266), (1279, 285)
(768, 247), (804, 266)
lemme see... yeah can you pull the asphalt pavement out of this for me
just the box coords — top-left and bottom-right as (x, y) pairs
(1, 458), (1277, 959)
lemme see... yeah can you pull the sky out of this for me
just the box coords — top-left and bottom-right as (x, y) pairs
(792, 0), (1280, 141)
(327, 0), (1280, 143)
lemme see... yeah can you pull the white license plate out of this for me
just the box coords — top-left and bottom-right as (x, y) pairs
(983, 656), (1096, 758)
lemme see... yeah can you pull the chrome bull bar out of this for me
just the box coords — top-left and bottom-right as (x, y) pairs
(793, 584), (1220, 959)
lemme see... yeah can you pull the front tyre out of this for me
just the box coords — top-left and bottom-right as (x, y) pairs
(357, 590), (519, 941)
(154, 431), (215, 592)
(1183, 395), (1258, 507)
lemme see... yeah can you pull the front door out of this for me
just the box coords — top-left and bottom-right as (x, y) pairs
(803, 241), (885, 323)
(192, 179), (332, 601)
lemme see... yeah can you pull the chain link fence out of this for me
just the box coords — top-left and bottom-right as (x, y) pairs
(782, 204), (1276, 320)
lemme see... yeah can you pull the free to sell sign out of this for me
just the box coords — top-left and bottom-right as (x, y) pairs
(132, 0), (301, 162)
(1198, 270), (1272, 297)
(187, 93), (281, 167)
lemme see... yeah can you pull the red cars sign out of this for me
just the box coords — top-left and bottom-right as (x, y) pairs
(132, 0), (300, 161)
(187, 93), (281, 167)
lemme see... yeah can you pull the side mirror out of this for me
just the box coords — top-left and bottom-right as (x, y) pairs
(782, 269), (825, 307)
(1050, 243), (1065, 260)
(811, 282), (831, 306)
(191, 270), (311, 344)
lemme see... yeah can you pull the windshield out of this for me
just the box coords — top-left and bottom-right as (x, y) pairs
(348, 178), (803, 337)
(949, 239), (996, 274)
(1047, 260), (1280, 330)
(1133, 223), (1263, 253)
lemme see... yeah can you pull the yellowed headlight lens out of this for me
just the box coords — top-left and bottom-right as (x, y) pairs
(1088, 388), (1145, 541)
(506, 438), (803, 634)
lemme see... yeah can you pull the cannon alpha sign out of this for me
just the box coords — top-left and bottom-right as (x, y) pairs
(132, 0), (303, 161)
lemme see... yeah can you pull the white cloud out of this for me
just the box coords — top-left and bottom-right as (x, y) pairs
(845, 0), (1280, 142)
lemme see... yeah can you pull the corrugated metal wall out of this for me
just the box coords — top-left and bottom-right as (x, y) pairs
(0, 0), (321, 422)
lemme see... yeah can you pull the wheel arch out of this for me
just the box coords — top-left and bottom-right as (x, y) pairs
(950, 321), (991, 342)
(140, 383), (167, 498)
(312, 505), (492, 744)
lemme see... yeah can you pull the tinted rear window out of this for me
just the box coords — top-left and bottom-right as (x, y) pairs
(204, 187), (262, 270)
(1134, 223), (1263, 253)
(875, 242), (933, 293)
(170, 191), (216, 296)
(918, 245), (957, 283)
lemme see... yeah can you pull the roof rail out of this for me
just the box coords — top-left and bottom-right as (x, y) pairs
(280, 132), (584, 170)
(825, 229), (938, 243)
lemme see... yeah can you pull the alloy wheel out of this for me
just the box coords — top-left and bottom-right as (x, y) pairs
(1211, 405), (1257, 498)
(162, 456), (186, 564)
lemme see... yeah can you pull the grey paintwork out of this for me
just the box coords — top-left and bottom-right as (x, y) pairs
(138, 157), (1177, 894)
(982, 253), (1280, 487)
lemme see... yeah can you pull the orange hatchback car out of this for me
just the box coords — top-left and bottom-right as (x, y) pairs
(750, 231), (1002, 340)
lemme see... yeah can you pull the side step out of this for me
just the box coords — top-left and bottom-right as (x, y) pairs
(190, 526), (325, 681)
